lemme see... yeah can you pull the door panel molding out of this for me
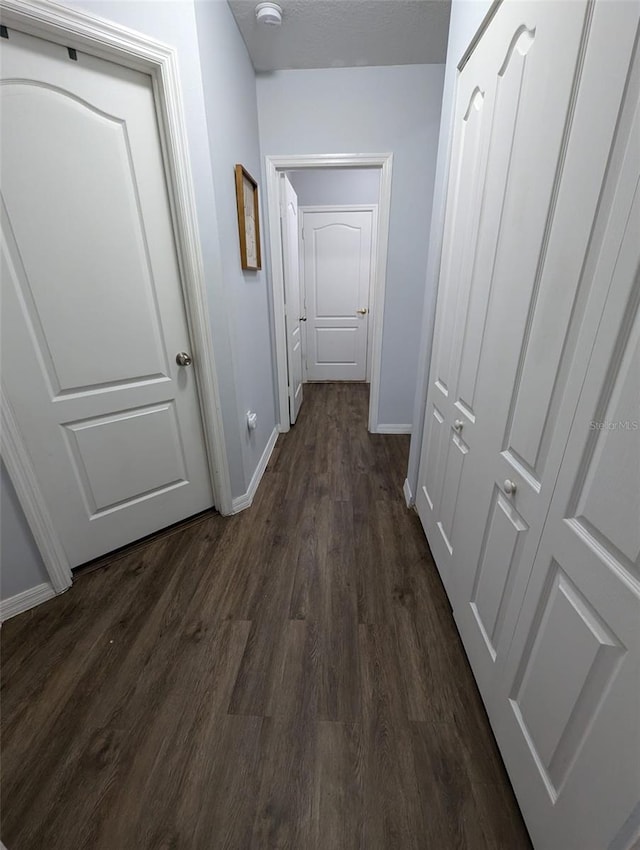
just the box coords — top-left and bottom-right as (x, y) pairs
(0, 0), (233, 592)
(265, 153), (392, 434)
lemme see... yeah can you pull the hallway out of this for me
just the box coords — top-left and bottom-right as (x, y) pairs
(1, 384), (531, 849)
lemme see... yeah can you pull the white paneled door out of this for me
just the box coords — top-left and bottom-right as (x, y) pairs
(415, 0), (640, 848)
(497, 74), (640, 847)
(281, 174), (303, 423)
(302, 208), (373, 381)
(0, 30), (213, 567)
(416, 0), (602, 594)
(447, 0), (638, 705)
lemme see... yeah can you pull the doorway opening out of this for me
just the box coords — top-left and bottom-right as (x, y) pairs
(265, 153), (393, 434)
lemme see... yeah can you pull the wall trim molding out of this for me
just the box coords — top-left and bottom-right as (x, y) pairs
(264, 152), (393, 434)
(231, 427), (279, 514)
(0, 0), (234, 592)
(403, 478), (414, 508)
(0, 582), (57, 623)
(374, 424), (412, 434)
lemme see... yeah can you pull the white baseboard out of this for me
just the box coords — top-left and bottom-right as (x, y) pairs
(373, 424), (412, 434)
(0, 581), (56, 623)
(231, 427), (279, 514)
(403, 478), (414, 508)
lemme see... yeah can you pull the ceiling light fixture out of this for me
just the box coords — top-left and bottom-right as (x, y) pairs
(255, 2), (282, 26)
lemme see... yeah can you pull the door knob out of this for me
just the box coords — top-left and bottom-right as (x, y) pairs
(504, 479), (517, 495)
(299, 316), (307, 322)
(356, 308), (368, 315)
(454, 419), (464, 432)
(176, 352), (192, 367)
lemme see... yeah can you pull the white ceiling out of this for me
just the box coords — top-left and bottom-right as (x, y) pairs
(227, 0), (451, 71)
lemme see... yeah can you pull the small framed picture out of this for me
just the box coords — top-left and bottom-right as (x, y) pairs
(234, 164), (262, 270)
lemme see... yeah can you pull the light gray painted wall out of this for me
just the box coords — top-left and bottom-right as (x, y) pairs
(194, 0), (277, 492)
(406, 0), (493, 497)
(256, 64), (446, 426)
(288, 168), (380, 206)
(1, 0), (275, 603)
(1, 462), (49, 599)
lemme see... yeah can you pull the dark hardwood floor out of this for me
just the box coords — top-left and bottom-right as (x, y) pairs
(1, 383), (531, 850)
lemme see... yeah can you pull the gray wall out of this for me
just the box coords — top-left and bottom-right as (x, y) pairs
(194, 0), (278, 492)
(288, 168), (380, 206)
(256, 64), (446, 427)
(1, 463), (49, 599)
(406, 0), (493, 496)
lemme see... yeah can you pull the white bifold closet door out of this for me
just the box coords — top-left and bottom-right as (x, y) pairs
(1, 29), (213, 567)
(416, 1), (640, 848)
(496, 75), (640, 848)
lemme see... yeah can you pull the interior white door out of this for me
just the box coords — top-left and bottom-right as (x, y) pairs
(414, 2), (640, 847)
(447, 0), (639, 705)
(415, 0), (603, 593)
(281, 174), (303, 424)
(0, 29), (213, 567)
(302, 208), (373, 381)
(495, 75), (640, 848)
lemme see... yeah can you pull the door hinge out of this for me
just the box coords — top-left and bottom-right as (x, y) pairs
(1, 26), (9, 39)
(68, 47), (78, 61)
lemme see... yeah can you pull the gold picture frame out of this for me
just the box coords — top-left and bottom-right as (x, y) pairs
(234, 164), (262, 270)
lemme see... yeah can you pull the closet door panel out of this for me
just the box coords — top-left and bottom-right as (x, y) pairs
(417, 0), (590, 588)
(496, 91), (640, 847)
(431, 83), (487, 405)
(415, 45), (493, 581)
(449, 0), (638, 705)
(454, 24), (536, 426)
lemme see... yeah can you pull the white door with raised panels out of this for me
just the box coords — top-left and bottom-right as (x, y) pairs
(496, 78), (640, 847)
(415, 0), (640, 847)
(416, 0), (601, 594)
(446, 0), (638, 706)
(281, 174), (303, 424)
(1, 30), (213, 567)
(302, 207), (373, 381)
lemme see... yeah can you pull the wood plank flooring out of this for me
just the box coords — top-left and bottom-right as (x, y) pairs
(1, 383), (532, 850)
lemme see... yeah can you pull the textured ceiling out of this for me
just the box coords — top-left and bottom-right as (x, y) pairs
(227, 0), (451, 71)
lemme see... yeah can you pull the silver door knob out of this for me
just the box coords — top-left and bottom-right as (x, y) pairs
(454, 419), (464, 432)
(504, 479), (517, 495)
(356, 308), (368, 315)
(299, 316), (307, 322)
(176, 352), (192, 367)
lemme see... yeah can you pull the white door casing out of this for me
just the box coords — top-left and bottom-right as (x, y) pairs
(301, 207), (374, 382)
(1, 29), (213, 567)
(280, 174), (303, 424)
(264, 154), (392, 434)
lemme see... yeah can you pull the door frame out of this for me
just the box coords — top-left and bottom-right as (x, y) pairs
(265, 153), (393, 433)
(298, 204), (379, 383)
(0, 0), (233, 593)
